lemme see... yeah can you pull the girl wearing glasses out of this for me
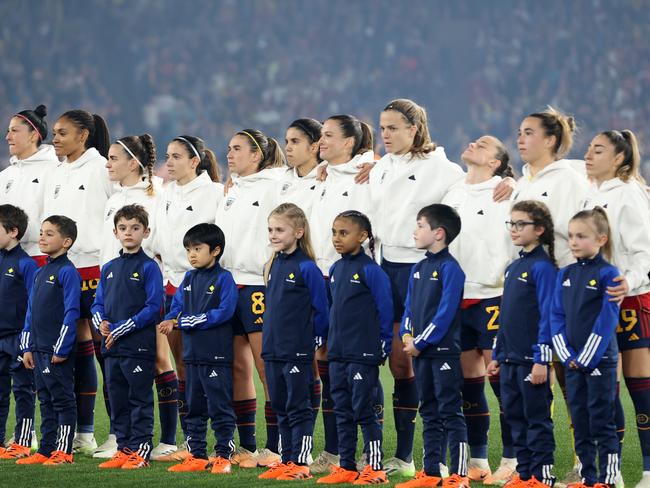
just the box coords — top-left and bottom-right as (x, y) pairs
(487, 200), (558, 488)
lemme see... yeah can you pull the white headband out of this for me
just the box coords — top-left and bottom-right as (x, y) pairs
(175, 136), (201, 159)
(116, 140), (145, 171)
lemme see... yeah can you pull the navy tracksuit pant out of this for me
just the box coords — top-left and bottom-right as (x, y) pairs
(185, 364), (235, 459)
(0, 334), (35, 447)
(566, 366), (620, 486)
(413, 356), (468, 477)
(266, 361), (313, 465)
(500, 363), (554, 485)
(105, 356), (154, 459)
(330, 361), (383, 471)
(33, 352), (76, 455)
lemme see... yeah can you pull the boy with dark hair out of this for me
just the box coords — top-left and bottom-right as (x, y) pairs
(91, 204), (163, 470)
(17, 215), (81, 466)
(160, 223), (238, 475)
(0, 204), (38, 459)
(397, 204), (470, 488)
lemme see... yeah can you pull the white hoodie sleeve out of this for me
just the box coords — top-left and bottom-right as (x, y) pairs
(616, 183), (650, 293)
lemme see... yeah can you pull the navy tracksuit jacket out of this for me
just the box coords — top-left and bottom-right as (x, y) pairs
(327, 250), (393, 471)
(551, 254), (621, 486)
(165, 261), (238, 459)
(0, 245), (37, 447)
(21, 253), (81, 456)
(262, 248), (329, 464)
(494, 245), (556, 484)
(399, 248), (468, 477)
(91, 248), (163, 459)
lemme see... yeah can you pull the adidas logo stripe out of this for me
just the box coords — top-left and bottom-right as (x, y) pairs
(289, 366), (300, 374)
(440, 362), (451, 371)
(133, 365), (143, 373)
(353, 372), (363, 380)
(209, 370), (218, 378)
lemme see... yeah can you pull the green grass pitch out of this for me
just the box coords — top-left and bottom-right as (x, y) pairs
(0, 365), (642, 487)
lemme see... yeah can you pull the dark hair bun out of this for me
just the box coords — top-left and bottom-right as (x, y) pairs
(34, 105), (47, 118)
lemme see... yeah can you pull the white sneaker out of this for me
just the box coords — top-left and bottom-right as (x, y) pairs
(357, 452), (368, 471)
(440, 464), (450, 479)
(150, 442), (178, 461)
(483, 458), (517, 486)
(383, 457), (416, 477)
(634, 473), (650, 488)
(72, 432), (98, 455)
(310, 450), (340, 474)
(92, 434), (118, 458)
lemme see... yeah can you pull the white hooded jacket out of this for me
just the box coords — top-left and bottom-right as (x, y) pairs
(442, 176), (512, 299)
(513, 159), (589, 267)
(276, 165), (319, 216)
(43, 147), (113, 268)
(0, 144), (58, 256)
(310, 152), (375, 275)
(154, 171), (223, 287)
(583, 178), (650, 295)
(215, 168), (280, 286)
(369, 147), (464, 263)
(100, 176), (163, 266)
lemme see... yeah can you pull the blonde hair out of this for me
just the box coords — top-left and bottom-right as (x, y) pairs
(528, 106), (577, 159)
(263, 203), (316, 284)
(570, 207), (613, 262)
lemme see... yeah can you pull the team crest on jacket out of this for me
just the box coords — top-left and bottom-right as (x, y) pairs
(4, 267), (14, 278)
(4, 180), (13, 193)
(286, 272), (296, 283)
(54, 185), (61, 199)
(224, 196), (235, 210)
(106, 208), (114, 220)
(207, 284), (215, 295)
(165, 201), (171, 213)
(380, 170), (388, 183)
(46, 274), (56, 285)
(280, 182), (292, 194)
(430, 271), (439, 281)
(320, 188), (327, 199)
(130, 272), (140, 282)
(518, 271), (528, 283)
(586, 279), (598, 290)
(350, 273), (360, 284)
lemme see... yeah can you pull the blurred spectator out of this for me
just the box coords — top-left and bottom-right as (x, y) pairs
(1, 0), (648, 179)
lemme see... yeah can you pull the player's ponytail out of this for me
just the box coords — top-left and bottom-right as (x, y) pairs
(600, 129), (645, 185)
(60, 109), (111, 158)
(326, 115), (374, 159)
(238, 129), (286, 171)
(173, 135), (221, 182)
(383, 99), (436, 157)
(511, 200), (557, 268)
(490, 136), (515, 178)
(528, 106), (576, 160)
(116, 133), (157, 196)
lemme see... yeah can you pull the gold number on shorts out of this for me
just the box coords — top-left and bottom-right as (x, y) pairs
(486, 305), (500, 331)
(81, 279), (99, 292)
(251, 291), (265, 315)
(616, 309), (637, 333)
